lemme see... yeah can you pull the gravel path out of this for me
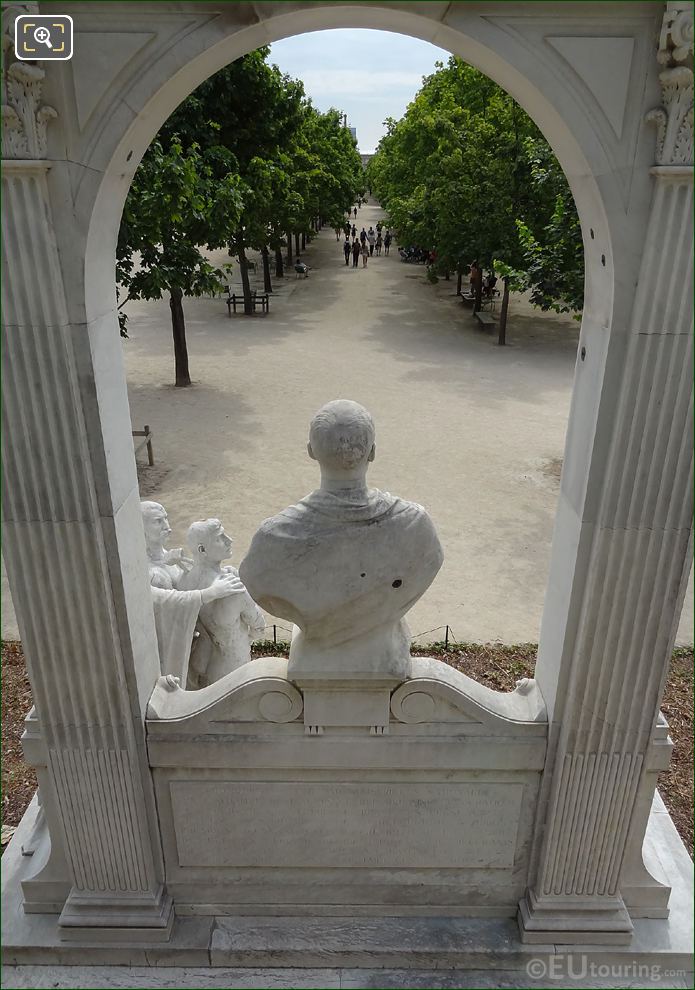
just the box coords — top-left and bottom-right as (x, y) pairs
(2, 202), (692, 644)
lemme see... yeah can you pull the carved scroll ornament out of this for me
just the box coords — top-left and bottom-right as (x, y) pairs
(647, 3), (694, 166)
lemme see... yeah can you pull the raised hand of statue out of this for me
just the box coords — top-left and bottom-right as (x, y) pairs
(163, 548), (193, 572)
(201, 572), (246, 604)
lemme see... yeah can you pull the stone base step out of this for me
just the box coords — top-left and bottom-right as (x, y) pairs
(2, 795), (692, 983)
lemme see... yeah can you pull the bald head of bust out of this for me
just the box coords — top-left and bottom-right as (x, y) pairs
(307, 399), (376, 479)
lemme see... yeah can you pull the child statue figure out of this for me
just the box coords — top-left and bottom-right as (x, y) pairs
(178, 519), (266, 688)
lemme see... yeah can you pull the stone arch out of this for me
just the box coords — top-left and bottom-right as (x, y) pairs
(83, 3), (621, 331)
(70, 1), (664, 718)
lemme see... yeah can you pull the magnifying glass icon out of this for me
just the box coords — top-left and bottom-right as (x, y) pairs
(33, 26), (53, 49)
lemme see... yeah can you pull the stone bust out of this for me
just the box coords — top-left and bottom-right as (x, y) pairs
(239, 399), (443, 681)
(178, 518), (266, 687)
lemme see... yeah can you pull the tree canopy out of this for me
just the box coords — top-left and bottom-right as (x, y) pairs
(366, 57), (583, 316)
(117, 47), (363, 382)
(116, 138), (243, 385)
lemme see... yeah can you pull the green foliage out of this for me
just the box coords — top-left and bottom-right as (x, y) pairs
(116, 139), (243, 337)
(367, 57), (583, 314)
(500, 200), (583, 316)
(117, 48), (363, 374)
(159, 55), (363, 255)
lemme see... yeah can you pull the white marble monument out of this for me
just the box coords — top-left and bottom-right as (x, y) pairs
(240, 400), (444, 683)
(179, 518), (266, 687)
(1, 1), (693, 980)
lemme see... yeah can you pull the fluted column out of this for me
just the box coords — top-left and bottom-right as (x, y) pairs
(520, 2), (693, 944)
(2, 13), (170, 936)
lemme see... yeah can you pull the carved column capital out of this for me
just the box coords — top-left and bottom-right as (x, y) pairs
(2, 1), (58, 159)
(647, 2), (694, 166)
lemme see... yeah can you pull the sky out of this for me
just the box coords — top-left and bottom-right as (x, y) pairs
(269, 30), (449, 153)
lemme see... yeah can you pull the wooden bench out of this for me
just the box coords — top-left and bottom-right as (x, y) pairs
(226, 291), (270, 316)
(475, 311), (496, 330)
(132, 424), (154, 466)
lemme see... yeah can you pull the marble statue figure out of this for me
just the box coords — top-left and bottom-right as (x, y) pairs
(178, 518), (266, 687)
(141, 501), (243, 682)
(239, 400), (444, 681)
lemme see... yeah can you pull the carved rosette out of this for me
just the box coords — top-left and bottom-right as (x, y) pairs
(2, 1), (58, 159)
(647, 3), (694, 166)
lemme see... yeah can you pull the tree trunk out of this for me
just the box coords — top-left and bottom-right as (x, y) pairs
(261, 245), (273, 293)
(473, 273), (483, 314)
(456, 265), (463, 296)
(301, 232), (306, 251)
(286, 232), (292, 265)
(237, 238), (253, 315)
(498, 276), (510, 346)
(274, 245), (284, 278)
(169, 287), (191, 387)
(294, 232), (300, 257)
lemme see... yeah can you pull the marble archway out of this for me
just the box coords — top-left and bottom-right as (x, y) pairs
(2, 0), (692, 946)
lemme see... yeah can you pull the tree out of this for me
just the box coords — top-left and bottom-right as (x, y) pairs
(159, 53), (362, 310)
(158, 51), (307, 313)
(117, 139), (243, 385)
(118, 45), (363, 378)
(495, 138), (584, 317)
(367, 58), (584, 326)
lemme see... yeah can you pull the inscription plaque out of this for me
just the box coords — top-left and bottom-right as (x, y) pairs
(171, 781), (524, 869)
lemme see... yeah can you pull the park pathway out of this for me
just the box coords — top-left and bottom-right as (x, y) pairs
(2, 203), (691, 644)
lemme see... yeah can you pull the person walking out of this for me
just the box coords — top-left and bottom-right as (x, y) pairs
(384, 231), (392, 256)
(468, 259), (482, 297)
(360, 240), (369, 268)
(343, 237), (351, 266)
(353, 206), (358, 219)
(367, 226), (376, 256)
(375, 232), (383, 256)
(359, 227), (367, 245)
(335, 226), (341, 241)
(351, 224), (357, 238)
(351, 238), (360, 268)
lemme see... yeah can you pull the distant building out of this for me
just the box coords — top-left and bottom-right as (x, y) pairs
(360, 153), (373, 169)
(349, 126), (357, 142)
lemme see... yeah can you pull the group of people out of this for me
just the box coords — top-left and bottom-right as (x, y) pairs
(342, 220), (393, 269)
